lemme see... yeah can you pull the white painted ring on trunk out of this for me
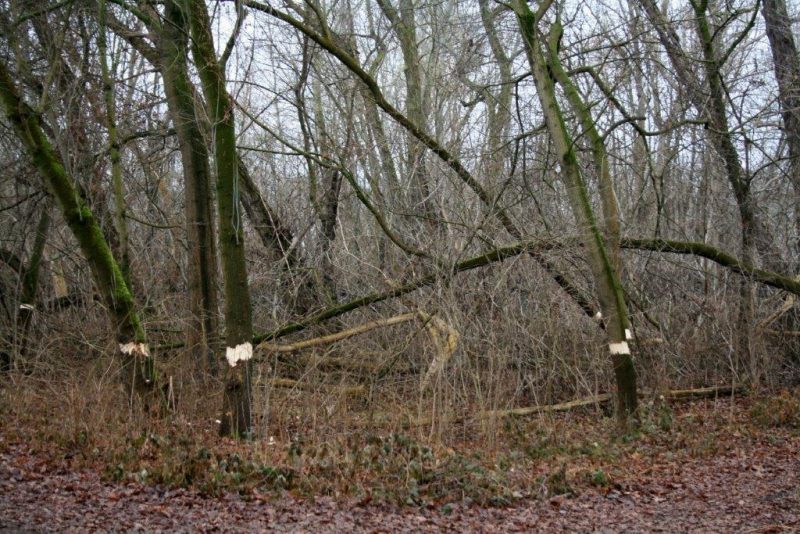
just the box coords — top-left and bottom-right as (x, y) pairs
(609, 341), (630, 355)
(19, 303), (34, 311)
(226, 342), (253, 367)
(119, 342), (150, 357)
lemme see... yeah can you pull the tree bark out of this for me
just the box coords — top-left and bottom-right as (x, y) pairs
(0, 60), (155, 399)
(185, 0), (254, 437)
(158, 0), (220, 376)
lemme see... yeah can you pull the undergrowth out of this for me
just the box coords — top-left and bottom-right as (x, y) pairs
(2, 368), (797, 507)
(750, 389), (800, 429)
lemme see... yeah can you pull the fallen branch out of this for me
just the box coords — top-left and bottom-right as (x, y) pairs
(256, 237), (799, 346)
(257, 312), (418, 353)
(153, 235), (797, 352)
(406, 386), (743, 427)
(252, 239), (563, 345)
(757, 279), (798, 330)
(621, 238), (800, 296)
(257, 310), (460, 390)
(760, 329), (800, 337)
(659, 386), (741, 399)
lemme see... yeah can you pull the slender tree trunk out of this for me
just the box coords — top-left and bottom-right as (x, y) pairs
(763, 0), (800, 261)
(311, 75), (344, 304)
(98, 0), (131, 286)
(16, 204), (50, 362)
(514, 1), (637, 426)
(185, 0), (254, 437)
(0, 60), (155, 399)
(692, 3), (758, 369)
(635, 0), (766, 370)
(159, 0), (220, 376)
(104, 7), (296, 273)
(478, 0), (513, 189)
(358, 82), (397, 271)
(376, 0), (437, 221)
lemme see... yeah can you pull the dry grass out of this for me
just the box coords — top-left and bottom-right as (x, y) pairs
(3, 336), (798, 506)
(2, 253), (799, 505)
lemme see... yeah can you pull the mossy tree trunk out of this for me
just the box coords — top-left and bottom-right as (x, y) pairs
(692, 1), (759, 371)
(513, 0), (637, 427)
(763, 0), (800, 260)
(107, 1), (305, 334)
(545, 22), (622, 274)
(185, 0), (255, 438)
(0, 60), (155, 399)
(158, 0), (220, 376)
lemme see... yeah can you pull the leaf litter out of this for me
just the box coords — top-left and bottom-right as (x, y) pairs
(1, 396), (798, 532)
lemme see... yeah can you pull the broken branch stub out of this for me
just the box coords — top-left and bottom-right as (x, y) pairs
(418, 311), (460, 391)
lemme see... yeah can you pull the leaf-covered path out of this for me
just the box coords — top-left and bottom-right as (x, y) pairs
(2, 428), (798, 532)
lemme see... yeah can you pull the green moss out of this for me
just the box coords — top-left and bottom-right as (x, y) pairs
(0, 60), (153, 392)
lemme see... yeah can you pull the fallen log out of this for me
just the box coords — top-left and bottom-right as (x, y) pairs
(256, 313), (417, 353)
(405, 386), (743, 427)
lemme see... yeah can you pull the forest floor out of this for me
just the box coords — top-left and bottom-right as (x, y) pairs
(1, 392), (799, 532)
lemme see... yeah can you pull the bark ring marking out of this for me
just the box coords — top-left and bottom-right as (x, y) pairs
(226, 342), (253, 367)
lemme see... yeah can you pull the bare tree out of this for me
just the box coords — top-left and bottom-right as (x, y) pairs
(763, 0), (800, 258)
(513, 0), (637, 425)
(0, 61), (155, 400)
(185, 0), (255, 437)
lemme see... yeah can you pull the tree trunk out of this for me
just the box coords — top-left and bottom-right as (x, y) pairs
(0, 60), (155, 399)
(514, 1), (637, 426)
(478, 0), (513, 189)
(376, 0), (437, 221)
(98, 0), (131, 286)
(16, 204), (50, 362)
(159, 0), (220, 376)
(545, 22), (627, 328)
(185, 0), (254, 438)
(635, 0), (768, 372)
(692, 2), (757, 370)
(763, 0), (800, 260)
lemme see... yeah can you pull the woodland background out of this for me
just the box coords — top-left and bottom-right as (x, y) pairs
(1, 0), (800, 455)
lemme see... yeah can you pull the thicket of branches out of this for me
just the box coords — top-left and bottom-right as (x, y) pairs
(1, 0), (799, 439)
